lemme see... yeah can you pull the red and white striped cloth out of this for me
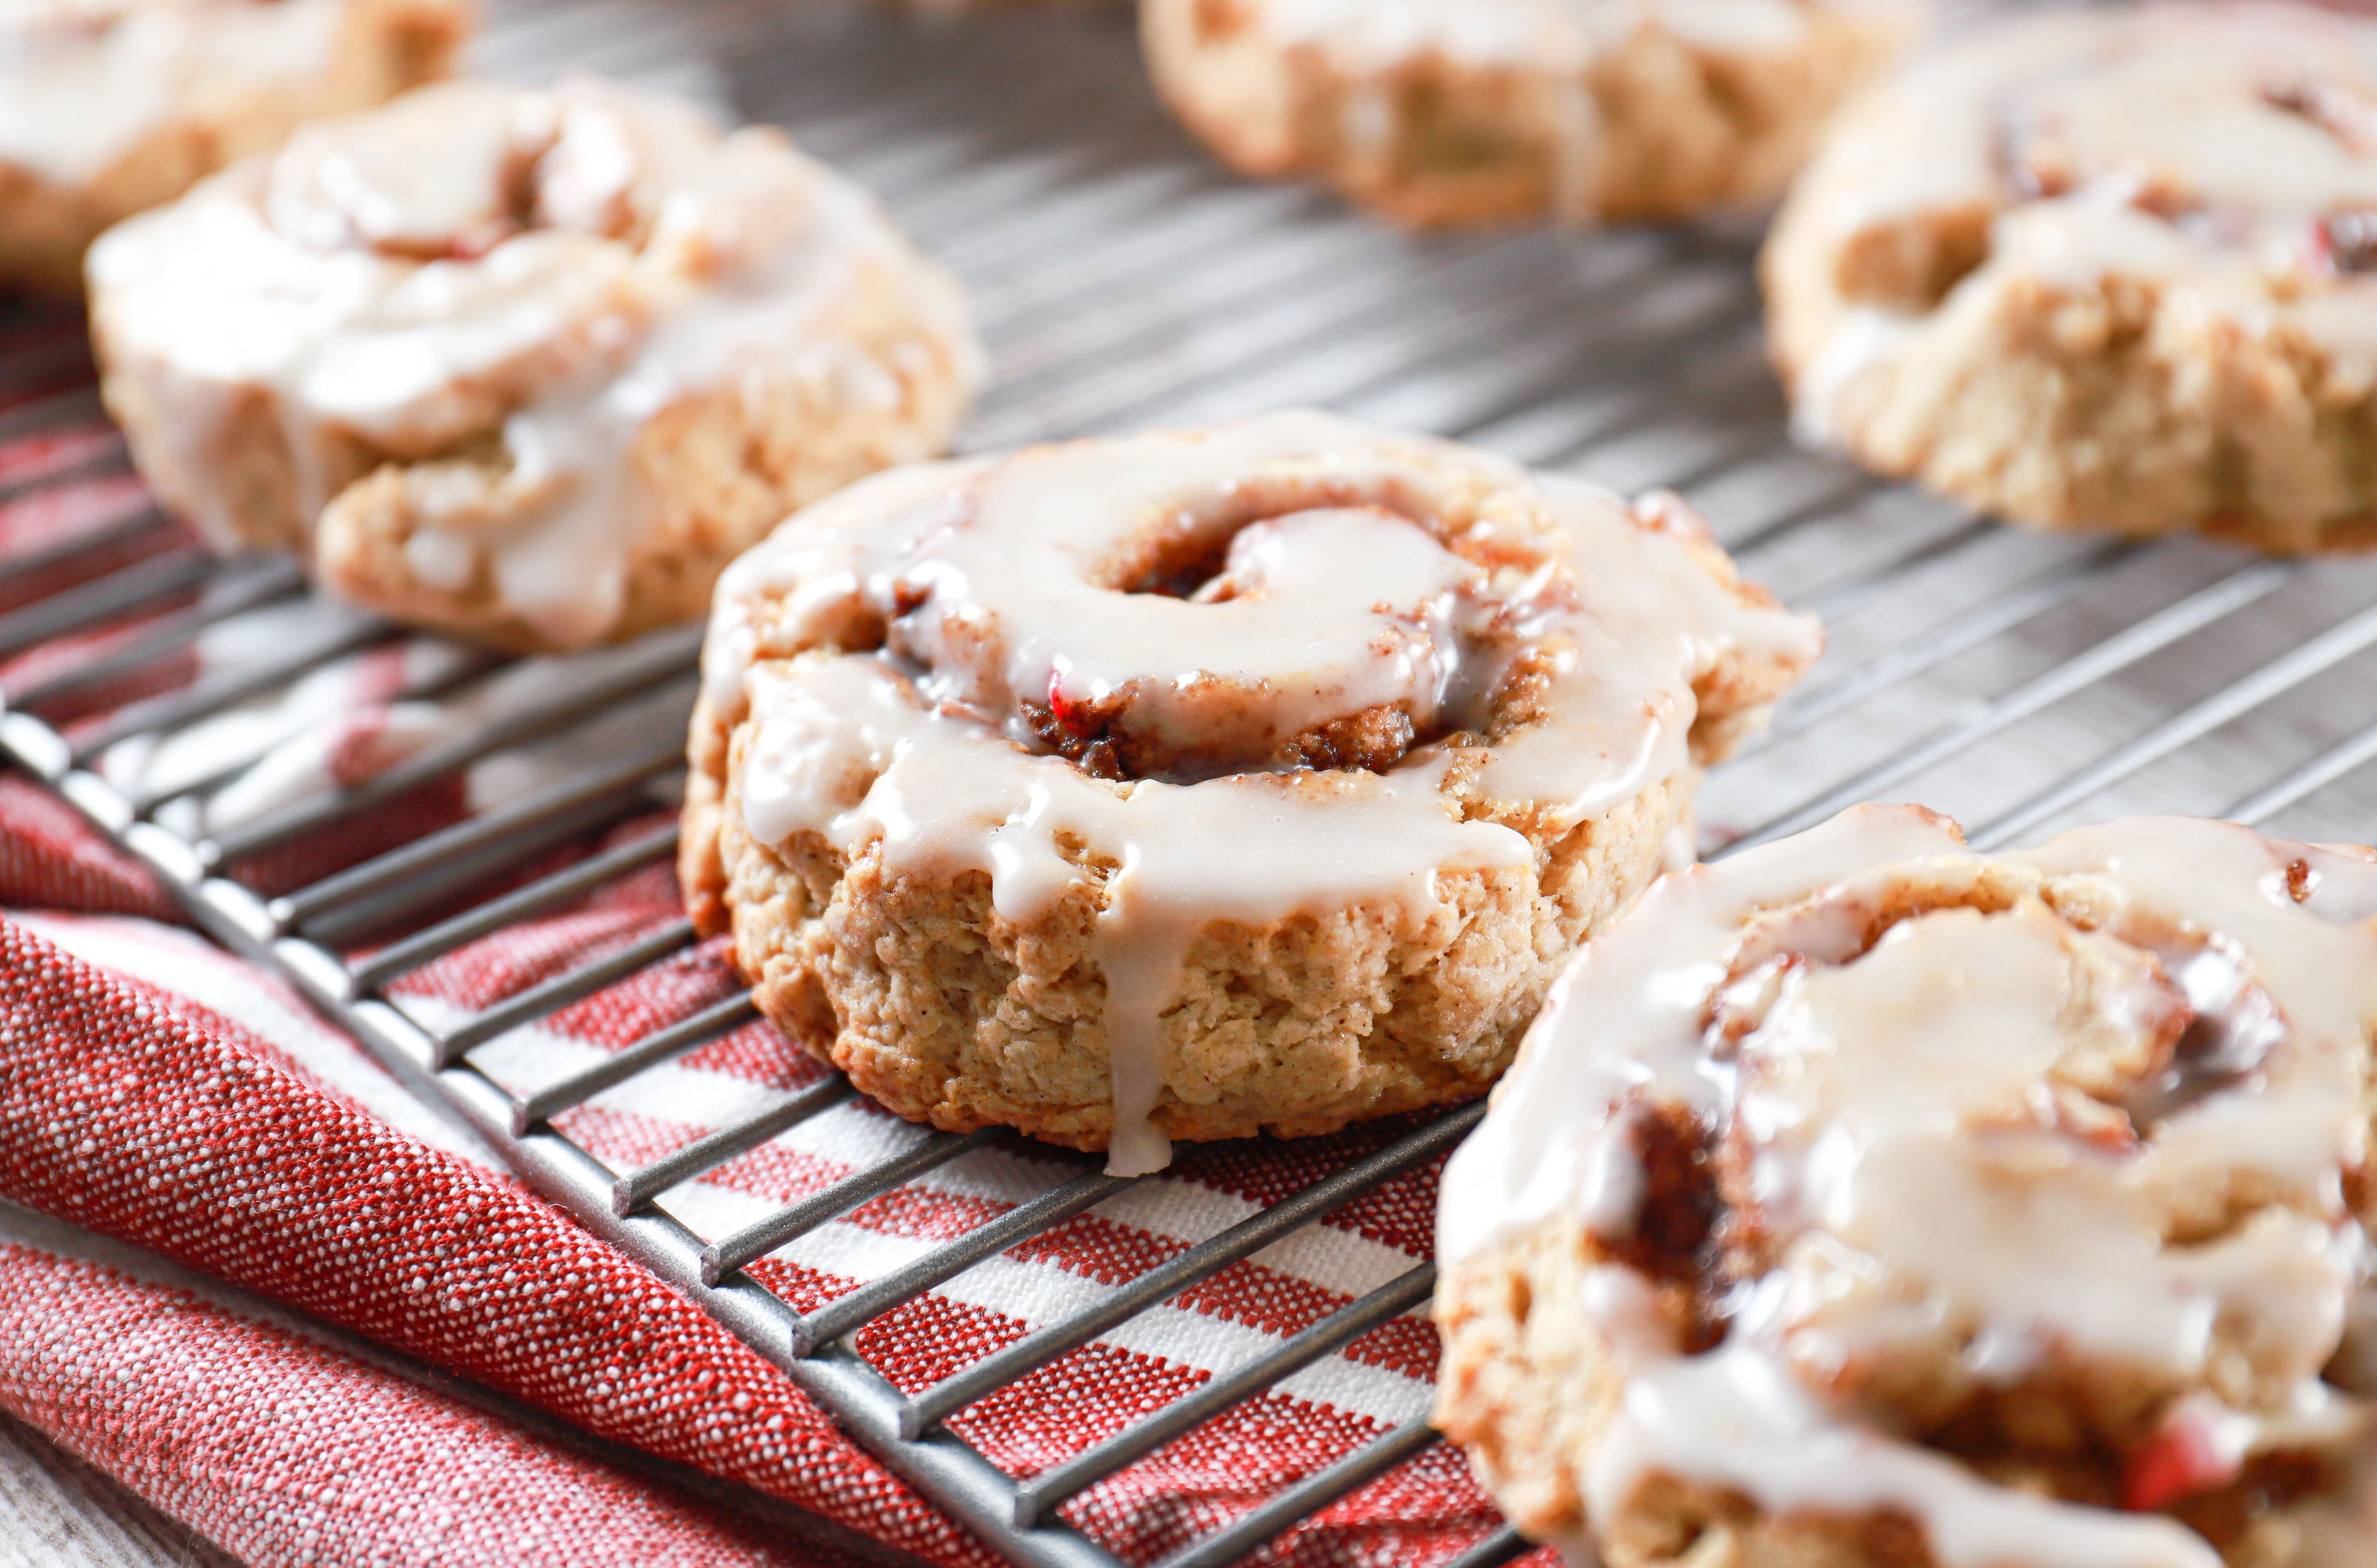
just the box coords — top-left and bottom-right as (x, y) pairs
(0, 361), (1537, 1567)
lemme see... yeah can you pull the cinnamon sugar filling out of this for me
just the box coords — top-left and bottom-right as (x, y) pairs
(1440, 807), (2377, 1568)
(874, 477), (1569, 786)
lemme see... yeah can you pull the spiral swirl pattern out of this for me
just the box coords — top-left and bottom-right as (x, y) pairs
(90, 75), (979, 648)
(1768, 2), (2377, 548)
(1438, 805), (2377, 1568)
(684, 411), (1818, 1173)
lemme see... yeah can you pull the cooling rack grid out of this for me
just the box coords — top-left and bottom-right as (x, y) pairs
(6, 3), (2377, 1566)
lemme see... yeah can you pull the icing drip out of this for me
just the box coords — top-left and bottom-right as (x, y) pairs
(1440, 806), (2377, 1565)
(87, 76), (977, 647)
(740, 657), (1534, 1175)
(716, 411), (1820, 1172)
(0, 0), (346, 186)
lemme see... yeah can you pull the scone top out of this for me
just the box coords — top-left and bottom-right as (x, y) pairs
(1, 0), (473, 292)
(87, 75), (977, 648)
(690, 411), (1820, 1173)
(702, 410), (1822, 825)
(1144, 0), (1918, 226)
(1439, 804), (2377, 1565)
(1810, 4), (2377, 309)
(258, 78), (806, 275)
(1769, 0), (2377, 543)
(92, 77), (831, 556)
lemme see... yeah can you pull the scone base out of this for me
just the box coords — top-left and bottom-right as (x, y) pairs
(699, 739), (1690, 1155)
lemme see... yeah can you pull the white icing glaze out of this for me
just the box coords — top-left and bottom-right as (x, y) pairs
(87, 76), (979, 647)
(701, 456), (992, 718)
(1440, 805), (2377, 1564)
(899, 464), (1488, 775)
(1440, 804), (1961, 1261)
(0, 0), (346, 186)
(1593, 1331), (2226, 1568)
(713, 411), (1820, 1173)
(740, 657), (1535, 1175)
(1794, 2), (2377, 437)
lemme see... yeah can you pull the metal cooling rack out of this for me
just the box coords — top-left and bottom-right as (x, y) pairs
(8, 2), (2377, 1566)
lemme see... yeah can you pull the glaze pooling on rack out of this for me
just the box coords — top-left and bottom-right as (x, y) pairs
(716, 409), (1818, 1172)
(1440, 804), (2377, 1567)
(87, 74), (976, 646)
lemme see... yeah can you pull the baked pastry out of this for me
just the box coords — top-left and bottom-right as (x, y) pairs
(1765, 2), (2377, 552)
(1435, 803), (2377, 1567)
(0, 0), (470, 293)
(1139, 0), (1919, 227)
(681, 411), (1820, 1174)
(87, 77), (981, 651)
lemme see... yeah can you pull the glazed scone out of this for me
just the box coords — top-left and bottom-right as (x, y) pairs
(1435, 804), (2377, 1568)
(0, 0), (470, 293)
(1140, 0), (1919, 227)
(1765, 2), (2377, 551)
(682, 411), (1821, 1174)
(88, 77), (982, 651)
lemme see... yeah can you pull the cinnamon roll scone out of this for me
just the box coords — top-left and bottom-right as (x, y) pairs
(0, 0), (470, 293)
(682, 411), (1820, 1175)
(87, 77), (980, 651)
(1435, 804), (2377, 1568)
(1765, 2), (2377, 551)
(1140, 0), (1919, 227)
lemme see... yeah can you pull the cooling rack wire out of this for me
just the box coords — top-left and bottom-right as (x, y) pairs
(6, 2), (2377, 1566)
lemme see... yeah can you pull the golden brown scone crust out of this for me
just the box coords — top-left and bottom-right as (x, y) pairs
(1141, 0), (1916, 227)
(1435, 808), (2377, 1568)
(1764, 2), (2377, 552)
(683, 419), (1819, 1155)
(713, 757), (1688, 1150)
(2, 0), (468, 293)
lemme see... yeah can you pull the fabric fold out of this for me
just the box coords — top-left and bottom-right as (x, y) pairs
(0, 1237), (902, 1568)
(0, 914), (996, 1568)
